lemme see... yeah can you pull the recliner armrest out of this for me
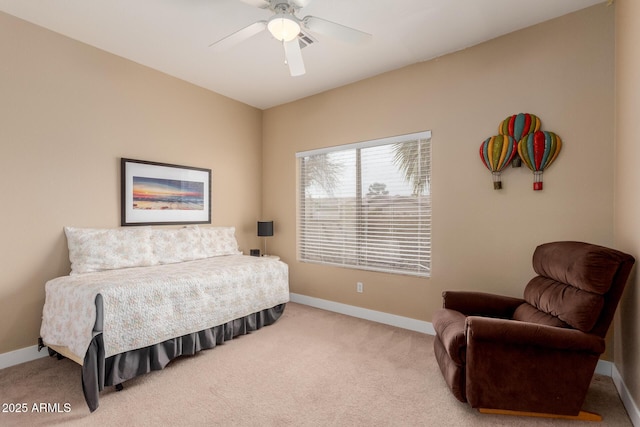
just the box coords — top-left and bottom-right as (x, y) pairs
(465, 316), (604, 353)
(464, 316), (605, 415)
(442, 291), (524, 318)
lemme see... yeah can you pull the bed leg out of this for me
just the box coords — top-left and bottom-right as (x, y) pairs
(39, 338), (64, 360)
(45, 347), (64, 360)
(115, 383), (124, 392)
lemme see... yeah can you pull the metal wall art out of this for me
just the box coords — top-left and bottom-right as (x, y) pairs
(479, 113), (562, 191)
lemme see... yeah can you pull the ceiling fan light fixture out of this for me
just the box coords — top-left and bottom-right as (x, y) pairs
(267, 14), (300, 42)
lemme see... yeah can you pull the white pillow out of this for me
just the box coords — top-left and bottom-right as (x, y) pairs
(150, 226), (207, 264)
(64, 226), (155, 275)
(199, 226), (242, 257)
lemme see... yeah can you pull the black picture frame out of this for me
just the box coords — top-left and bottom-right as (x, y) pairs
(121, 158), (211, 226)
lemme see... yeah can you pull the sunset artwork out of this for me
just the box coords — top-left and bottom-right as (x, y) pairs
(132, 176), (204, 211)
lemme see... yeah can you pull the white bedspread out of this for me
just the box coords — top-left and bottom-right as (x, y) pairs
(40, 255), (289, 359)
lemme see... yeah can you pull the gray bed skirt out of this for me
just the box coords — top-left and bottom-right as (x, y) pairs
(58, 304), (286, 412)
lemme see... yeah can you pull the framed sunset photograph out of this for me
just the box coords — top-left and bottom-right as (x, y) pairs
(121, 158), (211, 226)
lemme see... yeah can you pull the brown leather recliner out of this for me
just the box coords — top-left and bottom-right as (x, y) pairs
(432, 241), (634, 420)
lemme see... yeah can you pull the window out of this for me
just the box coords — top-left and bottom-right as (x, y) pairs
(296, 131), (431, 277)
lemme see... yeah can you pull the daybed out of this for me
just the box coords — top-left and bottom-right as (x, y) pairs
(39, 225), (289, 412)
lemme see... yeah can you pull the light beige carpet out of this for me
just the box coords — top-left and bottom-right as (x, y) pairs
(0, 303), (632, 426)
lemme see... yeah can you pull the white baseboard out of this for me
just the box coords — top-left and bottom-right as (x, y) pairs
(0, 344), (48, 370)
(595, 359), (612, 376)
(289, 292), (435, 335)
(613, 364), (640, 427)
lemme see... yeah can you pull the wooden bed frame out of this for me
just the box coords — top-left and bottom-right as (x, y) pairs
(46, 343), (84, 365)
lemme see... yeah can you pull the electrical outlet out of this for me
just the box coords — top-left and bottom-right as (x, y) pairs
(356, 282), (363, 293)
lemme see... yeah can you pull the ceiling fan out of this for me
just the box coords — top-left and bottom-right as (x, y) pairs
(209, 0), (372, 77)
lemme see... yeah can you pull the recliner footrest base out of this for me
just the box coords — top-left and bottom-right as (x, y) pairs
(479, 408), (602, 422)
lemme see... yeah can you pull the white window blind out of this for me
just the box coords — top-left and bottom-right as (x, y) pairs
(296, 131), (431, 277)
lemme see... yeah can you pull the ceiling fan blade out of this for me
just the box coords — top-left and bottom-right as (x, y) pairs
(290, 0), (312, 8)
(237, 0), (271, 8)
(283, 39), (306, 76)
(209, 21), (267, 51)
(303, 16), (371, 44)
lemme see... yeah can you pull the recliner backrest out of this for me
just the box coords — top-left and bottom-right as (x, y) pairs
(512, 241), (634, 335)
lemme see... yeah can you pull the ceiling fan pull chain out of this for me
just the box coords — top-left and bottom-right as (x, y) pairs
(282, 40), (288, 65)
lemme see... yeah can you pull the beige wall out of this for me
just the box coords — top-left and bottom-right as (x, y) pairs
(614, 0), (640, 410)
(0, 12), (263, 354)
(263, 5), (615, 324)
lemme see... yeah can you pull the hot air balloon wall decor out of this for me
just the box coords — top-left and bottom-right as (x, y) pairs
(479, 134), (517, 189)
(517, 130), (562, 191)
(498, 113), (541, 167)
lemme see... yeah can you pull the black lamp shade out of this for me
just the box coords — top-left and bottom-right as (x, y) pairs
(257, 221), (274, 237)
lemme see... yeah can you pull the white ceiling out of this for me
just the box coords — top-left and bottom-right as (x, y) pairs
(0, 0), (605, 109)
